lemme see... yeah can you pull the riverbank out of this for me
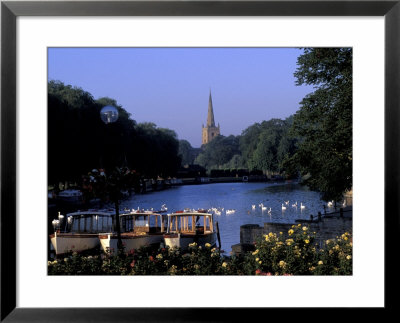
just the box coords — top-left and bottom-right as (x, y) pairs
(177, 175), (273, 185)
(232, 206), (352, 256)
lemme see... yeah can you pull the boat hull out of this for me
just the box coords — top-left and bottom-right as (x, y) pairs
(99, 233), (164, 254)
(163, 232), (217, 250)
(50, 233), (100, 255)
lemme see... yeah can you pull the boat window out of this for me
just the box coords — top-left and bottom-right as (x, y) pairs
(148, 214), (167, 232)
(193, 215), (212, 232)
(93, 215), (112, 233)
(181, 216), (195, 232)
(120, 215), (131, 233)
(205, 216), (212, 232)
(132, 215), (149, 233)
(169, 216), (178, 232)
(69, 214), (113, 233)
(149, 215), (156, 228)
(105, 217), (111, 232)
(135, 215), (148, 227)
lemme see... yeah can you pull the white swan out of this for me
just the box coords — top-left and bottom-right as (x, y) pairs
(282, 204), (287, 210)
(300, 202), (305, 209)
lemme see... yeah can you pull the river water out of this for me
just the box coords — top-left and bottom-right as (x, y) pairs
(117, 182), (347, 253)
(49, 182), (351, 255)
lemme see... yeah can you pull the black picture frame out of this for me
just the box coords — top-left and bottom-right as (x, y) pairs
(1, 0), (398, 321)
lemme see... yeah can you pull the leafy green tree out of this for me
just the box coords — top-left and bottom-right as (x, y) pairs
(288, 48), (352, 201)
(178, 140), (194, 166)
(133, 123), (181, 178)
(157, 128), (181, 177)
(239, 123), (262, 170)
(241, 118), (295, 175)
(195, 135), (240, 170)
(48, 81), (181, 185)
(225, 154), (245, 170)
(276, 116), (297, 176)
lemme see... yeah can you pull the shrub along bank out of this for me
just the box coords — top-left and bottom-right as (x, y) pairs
(48, 225), (352, 276)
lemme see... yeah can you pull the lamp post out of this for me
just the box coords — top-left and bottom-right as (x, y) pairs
(100, 105), (123, 252)
(100, 105), (119, 124)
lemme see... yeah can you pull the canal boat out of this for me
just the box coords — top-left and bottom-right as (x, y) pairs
(163, 210), (218, 250)
(49, 209), (115, 255)
(99, 210), (168, 254)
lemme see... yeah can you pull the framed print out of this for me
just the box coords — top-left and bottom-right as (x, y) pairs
(1, 0), (398, 321)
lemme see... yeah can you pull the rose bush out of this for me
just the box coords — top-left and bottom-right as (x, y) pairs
(48, 227), (352, 275)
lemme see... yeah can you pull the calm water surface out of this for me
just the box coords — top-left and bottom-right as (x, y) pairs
(117, 182), (337, 253)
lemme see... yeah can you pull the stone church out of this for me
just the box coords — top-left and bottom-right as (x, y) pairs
(202, 90), (220, 145)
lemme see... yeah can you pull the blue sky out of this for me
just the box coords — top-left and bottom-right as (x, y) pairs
(48, 48), (313, 147)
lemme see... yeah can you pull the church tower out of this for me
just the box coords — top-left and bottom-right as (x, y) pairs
(202, 90), (220, 145)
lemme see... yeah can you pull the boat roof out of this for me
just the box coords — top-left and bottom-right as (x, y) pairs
(168, 211), (212, 217)
(119, 211), (162, 217)
(66, 209), (115, 217)
(65, 209), (167, 217)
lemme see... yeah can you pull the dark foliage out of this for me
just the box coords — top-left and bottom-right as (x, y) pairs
(287, 48), (352, 201)
(48, 81), (181, 185)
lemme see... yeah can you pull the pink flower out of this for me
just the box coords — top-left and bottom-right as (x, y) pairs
(256, 270), (271, 276)
(130, 260), (135, 268)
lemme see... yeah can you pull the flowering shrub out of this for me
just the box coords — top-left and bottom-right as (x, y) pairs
(312, 232), (353, 275)
(243, 225), (352, 275)
(48, 227), (352, 275)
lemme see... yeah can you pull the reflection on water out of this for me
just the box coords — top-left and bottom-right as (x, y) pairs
(118, 182), (350, 253)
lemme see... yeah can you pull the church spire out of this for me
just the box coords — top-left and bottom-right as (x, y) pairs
(207, 89), (215, 127)
(202, 89), (220, 145)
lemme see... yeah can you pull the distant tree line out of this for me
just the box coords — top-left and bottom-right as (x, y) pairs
(48, 80), (181, 186)
(190, 117), (296, 177)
